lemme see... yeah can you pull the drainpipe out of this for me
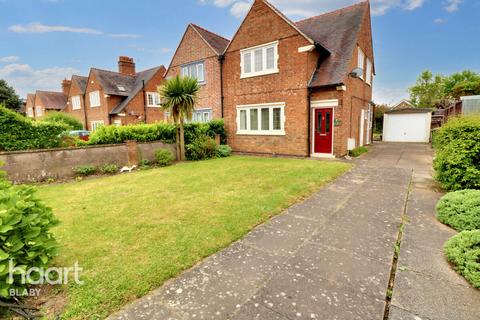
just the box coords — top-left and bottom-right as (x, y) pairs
(82, 93), (88, 130)
(307, 87), (312, 157)
(219, 54), (225, 118)
(142, 80), (147, 123)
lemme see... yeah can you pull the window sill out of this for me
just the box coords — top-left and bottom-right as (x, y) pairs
(147, 105), (161, 108)
(90, 105), (100, 108)
(240, 69), (279, 79)
(236, 130), (285, 136)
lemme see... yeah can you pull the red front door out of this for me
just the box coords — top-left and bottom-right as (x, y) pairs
(313, 108), (333, 154)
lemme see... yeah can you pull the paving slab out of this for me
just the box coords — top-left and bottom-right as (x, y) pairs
(388, 305), (432, 320)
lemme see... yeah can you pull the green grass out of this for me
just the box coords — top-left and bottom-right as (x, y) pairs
(37, 156), (350, 319)
(349, 146), (369, 157)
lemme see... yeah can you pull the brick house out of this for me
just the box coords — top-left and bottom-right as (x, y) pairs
(82, 56), (166, 130)
(166, 23), (230, 122)
(31, 90), (67, 120)
(63, 75), (88, 128)
(25, 93), (35, 118)
(222, 0), (374, 158)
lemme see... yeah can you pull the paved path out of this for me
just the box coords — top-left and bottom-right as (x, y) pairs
(109, 143), (480, 320)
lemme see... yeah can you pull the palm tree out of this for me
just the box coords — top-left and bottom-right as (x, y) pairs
(158, 76), (200, 161)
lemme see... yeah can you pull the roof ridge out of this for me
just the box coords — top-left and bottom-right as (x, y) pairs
(136, 65), (164, 74)
(36, 90), (65, 94)
(190, 23), (230, 42)
(295, 0), (368, 24)
(92, 67), (136, 77)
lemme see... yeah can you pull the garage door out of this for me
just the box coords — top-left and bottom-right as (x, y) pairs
(383, 113), (431, 142)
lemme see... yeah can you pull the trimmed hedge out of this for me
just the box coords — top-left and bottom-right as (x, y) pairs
(87, 119), (226, 146)
(42, 111), (83, 130)
(437, 190), (480, 231)
(444, 230), (480, 288)
(433, 116), (480, 191)
(0, 104), (66, 151)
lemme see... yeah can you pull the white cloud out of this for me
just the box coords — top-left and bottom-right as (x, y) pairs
(434, 18), (446, 24)
(0, 56), (20, 63)
(373, 86), (409, 105)
(108, 33), (140, 39)
(230, 1), (251, 18)
(8, 22), (140, 38)
(0, 63), (78, 98)
(444, 0), (463, 12)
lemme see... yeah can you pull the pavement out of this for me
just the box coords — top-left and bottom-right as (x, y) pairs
(109, 142), (480, 320)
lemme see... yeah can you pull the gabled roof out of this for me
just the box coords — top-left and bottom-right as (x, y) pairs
(109, 66), (166, 115)
(190, 24), (230, 56)
(26, 93), (35, 106)
(91, 68), (136, 97)
(295, 1), (370, 88)
(391, 99), (413, 109)
(35, 91), (67, 110)
(71, 75), (88, 94)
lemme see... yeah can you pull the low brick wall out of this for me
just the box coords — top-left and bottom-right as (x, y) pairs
(0, 141), (176, 183)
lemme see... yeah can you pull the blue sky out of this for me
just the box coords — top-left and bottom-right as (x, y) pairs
(0, 0), (479, 104)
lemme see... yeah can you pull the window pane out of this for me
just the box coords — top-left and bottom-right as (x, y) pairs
(266, 47), (275, 70)
(148, 94), (154, 105)
(261, 108), (269, 130)
(254, 49), (263, 72)
(317, 112), (322, 133)
(240, 110), (247, 130)
(326, 112), (331, 133)
(243, 52), (251, 73)
(189, 65), (197, 79)
(250, 108), (258, 130)
(273, 108), (281, 130)
(181, 67), (188, 77)
(197, 63), (204, 82)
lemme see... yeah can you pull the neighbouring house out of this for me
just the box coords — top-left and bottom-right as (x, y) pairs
(222, 0), (375, 158)
(83, 56), (166, 130)
(32, 90), (67, 119)
(63, 75), (88, 128)
(391, 99), (413, 110)
(25, 93), (35, 118)
(165, 23), (230, 122)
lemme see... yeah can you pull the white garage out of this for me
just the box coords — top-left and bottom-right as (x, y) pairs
(383, 108), (432, 143)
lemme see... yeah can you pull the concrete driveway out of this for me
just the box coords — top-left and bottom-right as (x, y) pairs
(109, 143), (480, 320)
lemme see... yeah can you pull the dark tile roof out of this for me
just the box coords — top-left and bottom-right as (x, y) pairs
(26, 93), (35, 105)
(295, 1), (369, 88)
(92, 68), (136, 97)
(36, 91), (67, 110)
(109, 66), (166, 115)
(385, 108), (433, 114)
(190, 24), (230, 55)
(72, 75), (88, 94)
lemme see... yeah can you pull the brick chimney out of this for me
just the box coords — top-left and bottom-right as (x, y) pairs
(62, 79), (72, 96)
(118, 56), (136, 76)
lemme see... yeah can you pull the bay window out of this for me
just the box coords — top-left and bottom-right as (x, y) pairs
(236, 103), (285, 135)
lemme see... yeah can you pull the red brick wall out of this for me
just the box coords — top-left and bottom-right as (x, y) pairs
(222, 0), (318, 157)
(84, 72), (111, 130)
(63, 80), (87, 128)
(166, 25), (223, 119)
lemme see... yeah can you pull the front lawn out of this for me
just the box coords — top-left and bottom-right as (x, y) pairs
(37, 156), (350, 319)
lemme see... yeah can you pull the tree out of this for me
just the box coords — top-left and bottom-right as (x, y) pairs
(0, 79), (21, 111)
(158, 76), (200, 161)
(443, 70), (480, 99)
(41, 111), (84, 130)
(409, 70), (444, 108)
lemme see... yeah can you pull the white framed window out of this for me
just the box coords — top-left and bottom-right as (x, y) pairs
(191, 109), (212, 123)
(366, 58), (373, 85)
(89, 91), (101, 107)
(357, 47), (365, 80)
(35, 106), (43, 117)
(90, 120), (104, 131)
(113, 119), (122, 126)
(72, 95), (81, 110)
(146, 92), (161, 107)
(27, 108), (34, 117)
(241, 41), (279, 79)
(164, 111), (170, 121)
(236, 102), (285, 135)
(181, 61), (205, 83)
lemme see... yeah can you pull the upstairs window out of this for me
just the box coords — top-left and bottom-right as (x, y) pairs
(357, 47), (365, 80)
(72, 95), (81, 110)
(366, 58), (373, 85)
(241, 41), (279, 78)
(181, 61), (205, 83)
(89, 91), (100, 107)
(237, 103), (285, 135)
(146, 92), (161, 107)
(35, 106), (43, 117)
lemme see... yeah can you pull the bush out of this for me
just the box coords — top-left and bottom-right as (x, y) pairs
(100, 164), (118, 174)
(216, 145), (232, 158)
(139, 159), (151, 167)
(444, 230), (480, 288)
(437, 190), (480, 231)
(350, 146), (368, 157)
(42, 112), (83, 130)
(155, 149), (175, 167)
(0, 104), (66, 151)
(74, 165), (96, 176)
(0, 166), (59, 298)
(433, 116), (480, 191)
(186, 135), (217, 161)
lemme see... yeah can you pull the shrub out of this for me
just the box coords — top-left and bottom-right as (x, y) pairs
(74, 165), (96, 176)
(186, 135), (217, 161)
(100, 164), (118, 174)
(350, 146), (368, 157)
(155, 149), (175, 167)
(0, 166), (59, 298)
(444, 230), (480, 288)
(0, 104), (66, 151)
(139, 159), (151, 167)
(436, 190), (480, 231)
(216, 145), (232, 158)
(42, 112), (83, 130)
(433, 116), (480, 190)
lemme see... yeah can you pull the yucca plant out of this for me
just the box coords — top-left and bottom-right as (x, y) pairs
(158, 76), (200, 161)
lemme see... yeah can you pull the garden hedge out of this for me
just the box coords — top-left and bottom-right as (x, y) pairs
(433, 115), (480, 191)
(0, 104), (66, 151)
(436, 190), (480, 231)
(41, 111), (83, 130)
(444, 230), (480, 288)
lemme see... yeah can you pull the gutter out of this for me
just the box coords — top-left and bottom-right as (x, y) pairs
(142, 80), (147, 123)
